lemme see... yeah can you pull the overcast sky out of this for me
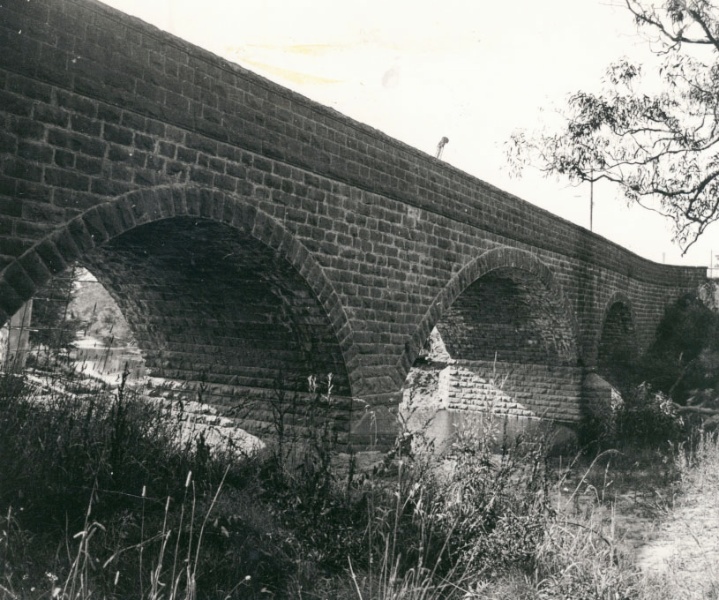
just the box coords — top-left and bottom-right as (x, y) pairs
(100, 0), (718, 272)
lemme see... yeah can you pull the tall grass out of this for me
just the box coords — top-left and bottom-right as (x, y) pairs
(3, 350), (718, 599)
(634, 430), (719, 600)
(0, 363), (301, 599)
(0, 361), (563, 598)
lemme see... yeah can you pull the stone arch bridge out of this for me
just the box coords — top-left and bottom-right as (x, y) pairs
(0, 0), (707, 444)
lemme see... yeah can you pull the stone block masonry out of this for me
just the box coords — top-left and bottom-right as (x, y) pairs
(447, 360), (584, 422)
(0, 0), (708, 445)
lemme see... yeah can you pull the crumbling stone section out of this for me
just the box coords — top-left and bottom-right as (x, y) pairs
(405, 359), (583, 423)
(405, 325), (582, 423)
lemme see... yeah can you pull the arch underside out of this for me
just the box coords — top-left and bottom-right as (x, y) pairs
(437, 268), (576, 366)
(78, 216), (350, 433)
(408, 263), (583, 423)
(597, 301), (637, 391)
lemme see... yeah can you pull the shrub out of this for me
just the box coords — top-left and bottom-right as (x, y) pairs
(0, 366), (311, 599)
(443, 416), (552, 580)
(615, 383), (685, 446)
(639, 293), (719, 405)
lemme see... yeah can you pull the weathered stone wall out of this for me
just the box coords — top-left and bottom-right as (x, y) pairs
(0, 0), (708, 441)
(436, 268), (577, 367)
(447, 360), (584, 422)
(404, 359), (583, 423)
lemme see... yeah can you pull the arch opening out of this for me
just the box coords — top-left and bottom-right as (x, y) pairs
(82, 217), (350, 417)
(403, 263), (582, 445)
(0, 264), (144, 381)
(435, 267), (576, 367)
(597, 301), (637, 391)
(3, 213), (352, 442)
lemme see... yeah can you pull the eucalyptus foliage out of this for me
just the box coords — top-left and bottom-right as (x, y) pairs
(508, 0), (719, 252)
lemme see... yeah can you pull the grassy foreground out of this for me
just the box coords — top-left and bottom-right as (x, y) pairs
(635, 430), (719, 599)
(0, 366), (715, 599)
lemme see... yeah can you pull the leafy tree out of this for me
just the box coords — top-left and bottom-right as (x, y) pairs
(508, 0), (719, 252)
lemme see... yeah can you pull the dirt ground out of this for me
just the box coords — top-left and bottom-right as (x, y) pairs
(634, 463), (719, 598)
(575, 437), (719, 599)
(551, 445), (719, 597)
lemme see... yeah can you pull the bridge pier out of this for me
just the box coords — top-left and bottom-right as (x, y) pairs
(0, 299), (33, 369)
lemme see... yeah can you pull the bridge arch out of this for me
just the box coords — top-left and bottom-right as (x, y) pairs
(595, 292), (638, 390)
(0, 186), (356, 434)
(397, 247), (582, 421)
(398, 247), (580, 378)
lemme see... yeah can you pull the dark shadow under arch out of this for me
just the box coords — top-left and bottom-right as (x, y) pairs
(396, 247), (580, 385)
(596, 293), (638, 391)
(0, 186), (355, 398)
